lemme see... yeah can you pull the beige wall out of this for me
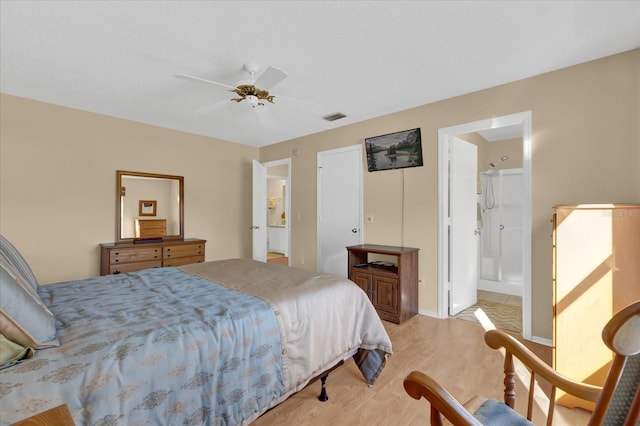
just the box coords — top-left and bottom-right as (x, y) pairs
(1, 50), (637, 340)
(259, 49), (640, 339)
(0, 94), (258, 284)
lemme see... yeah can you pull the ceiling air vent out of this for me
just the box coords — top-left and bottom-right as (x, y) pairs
(323, 112), (346, 122)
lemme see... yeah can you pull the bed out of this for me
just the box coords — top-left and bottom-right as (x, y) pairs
(0, 241), (392, 426)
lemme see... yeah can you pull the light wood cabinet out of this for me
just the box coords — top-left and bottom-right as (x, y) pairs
(100, 239), (206, 275)
(347, 244), (419, 324)
(552, 204), (640, 409)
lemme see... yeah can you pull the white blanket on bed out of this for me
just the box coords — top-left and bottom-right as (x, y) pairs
(180, 259), (393, 394)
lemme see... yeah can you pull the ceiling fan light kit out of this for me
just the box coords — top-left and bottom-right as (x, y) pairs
(231, 85), (274, 107)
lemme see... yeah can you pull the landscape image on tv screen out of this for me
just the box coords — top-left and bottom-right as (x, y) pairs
(365, 128), (423, 172)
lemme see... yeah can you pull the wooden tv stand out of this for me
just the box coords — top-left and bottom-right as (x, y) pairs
(347, 244), (419, 324)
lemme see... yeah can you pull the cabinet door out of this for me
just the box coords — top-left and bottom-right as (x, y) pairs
(350, 270), (373, 299)
(373, 275), (398, 315)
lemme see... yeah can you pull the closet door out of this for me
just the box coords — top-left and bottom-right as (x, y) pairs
(553, 204), (640, 409)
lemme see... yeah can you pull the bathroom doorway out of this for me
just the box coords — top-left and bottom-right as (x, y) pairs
(438, 112), (532, 339)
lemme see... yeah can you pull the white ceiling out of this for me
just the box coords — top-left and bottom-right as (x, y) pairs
(1, 1), (638, 148)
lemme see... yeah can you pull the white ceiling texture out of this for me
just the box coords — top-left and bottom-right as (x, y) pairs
(1, 1), (638, 147)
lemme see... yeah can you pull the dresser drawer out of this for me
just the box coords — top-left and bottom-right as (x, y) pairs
(100, 239), (206, 276)
(164, 255), (205, 267)
(109, 247), (162, 264)
(109, 260), (162, 275)
(163, 244), (204, 259)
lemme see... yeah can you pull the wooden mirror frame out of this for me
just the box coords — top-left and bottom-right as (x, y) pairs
(116, 170), (184, 242)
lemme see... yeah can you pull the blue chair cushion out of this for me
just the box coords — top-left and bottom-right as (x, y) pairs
(473, 399), (534, 426)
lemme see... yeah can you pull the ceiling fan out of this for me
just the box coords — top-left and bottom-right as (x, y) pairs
(175, 62), (322, 129)
(176, 62), (288, 109)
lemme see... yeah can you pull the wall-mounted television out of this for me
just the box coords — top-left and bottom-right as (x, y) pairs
(365, 128), (423, 172)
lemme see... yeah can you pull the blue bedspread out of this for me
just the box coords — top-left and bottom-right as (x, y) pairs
(1, 267), (284, 425)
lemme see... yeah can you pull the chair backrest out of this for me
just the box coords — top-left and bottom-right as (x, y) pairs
(589, 301), (640, 426)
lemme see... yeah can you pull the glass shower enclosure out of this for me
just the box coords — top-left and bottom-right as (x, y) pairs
(478, 168), (523, 295)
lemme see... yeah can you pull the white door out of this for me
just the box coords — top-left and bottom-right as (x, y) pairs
(317, 145), (363, 277)
(449, 137), (478, 315)
(252, 160), (267, 262)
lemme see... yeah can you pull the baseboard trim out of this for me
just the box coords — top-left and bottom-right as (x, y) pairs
(418, 309), (440, 318)
(530, 335), (552, 347)
(478, 279), (523, 296)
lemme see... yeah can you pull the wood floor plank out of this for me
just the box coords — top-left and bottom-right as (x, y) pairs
(252, 315), (591, 425)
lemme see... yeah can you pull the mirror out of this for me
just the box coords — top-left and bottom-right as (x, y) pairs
(116, 170), (184, 242)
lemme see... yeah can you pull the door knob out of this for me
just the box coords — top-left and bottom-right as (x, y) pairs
(351, 228), (358, 233)
(250, 225), (260, 229)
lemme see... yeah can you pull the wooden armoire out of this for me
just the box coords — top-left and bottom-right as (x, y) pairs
(552, 204), (640, 409)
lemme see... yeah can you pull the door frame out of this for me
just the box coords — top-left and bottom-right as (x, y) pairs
(437, 111), (533, 340)
(316, 144), (364, 274)
(260, 158), (291, 264)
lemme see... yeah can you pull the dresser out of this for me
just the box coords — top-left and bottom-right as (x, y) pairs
(347, 244), (419, 324)
(552, 204), (640, 409)
(100, 239), (206, 275)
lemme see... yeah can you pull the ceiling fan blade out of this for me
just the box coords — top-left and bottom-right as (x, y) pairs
(194, 98), (229, 114)
(254, 106), (276, 128)
(175, 74), (236, 90)
(275, 94), (324, 111)
(254, 66), (288, 90)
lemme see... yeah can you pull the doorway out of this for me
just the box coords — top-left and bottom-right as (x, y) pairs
(266, 166), (289, 265)
(252, 158), (291, 265)
(317, 144), (363, 277)
(438, 112), (532, 339)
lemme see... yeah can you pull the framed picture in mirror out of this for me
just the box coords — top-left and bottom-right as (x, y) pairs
(139, 200), (157, 216)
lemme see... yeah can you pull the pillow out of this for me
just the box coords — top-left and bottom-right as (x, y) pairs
(0, 333), (35, 369)
(0, 235), (39, 291)
(0, 265), (59, 349)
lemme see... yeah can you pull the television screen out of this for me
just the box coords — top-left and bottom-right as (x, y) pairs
(365, 128), (423, 172)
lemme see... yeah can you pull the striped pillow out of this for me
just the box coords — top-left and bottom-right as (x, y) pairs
(0, 235), (38, 291)
(0, 265), (59, 349)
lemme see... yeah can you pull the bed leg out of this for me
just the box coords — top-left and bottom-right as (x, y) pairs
(318, 374), (329, 402)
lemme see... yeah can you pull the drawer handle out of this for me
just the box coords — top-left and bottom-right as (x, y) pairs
(113, 270), (121, 274)
(114, 259), (119, 263)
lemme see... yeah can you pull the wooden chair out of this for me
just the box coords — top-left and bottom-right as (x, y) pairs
(404, 301), (640, 425)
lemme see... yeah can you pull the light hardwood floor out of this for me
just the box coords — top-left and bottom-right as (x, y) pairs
(267, 252), (288, 266)
(253, 314), (591, 425)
